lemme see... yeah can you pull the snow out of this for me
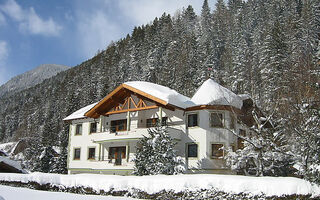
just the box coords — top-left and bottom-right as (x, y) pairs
(63, 102), (98, 121)
(191, 79), (243, 109)
(0, 185), (133, 200)
(0, 173), (319, 197)
(0, 156), (26, 173)
(0, 142), (16, 155)
(124, 81), (195, 109)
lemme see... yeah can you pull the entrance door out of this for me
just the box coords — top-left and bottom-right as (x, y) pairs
(109, 146), (126, 165)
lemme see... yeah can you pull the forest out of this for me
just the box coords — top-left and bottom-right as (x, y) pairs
(0, 0), (318, 180)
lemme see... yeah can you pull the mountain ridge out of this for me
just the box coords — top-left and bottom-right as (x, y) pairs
(0, 64), (69, 97)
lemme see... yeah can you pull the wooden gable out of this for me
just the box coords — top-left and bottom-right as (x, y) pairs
(85, 84), (176, 118)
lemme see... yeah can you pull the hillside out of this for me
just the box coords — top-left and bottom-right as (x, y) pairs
(0, 0), (318, 173)
(0, 64), (69, 97)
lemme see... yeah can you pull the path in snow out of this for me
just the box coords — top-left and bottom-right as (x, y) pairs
(0, 185), (133, 200)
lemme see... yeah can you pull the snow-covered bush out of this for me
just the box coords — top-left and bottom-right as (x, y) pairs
(133, 124), (185, 175)
(226, 110), (295, 176)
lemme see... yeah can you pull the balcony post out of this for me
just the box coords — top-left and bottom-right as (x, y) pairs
(127, 111), (130, 131)
(98, 143), (101, 161)
(159, 107), (163, 125)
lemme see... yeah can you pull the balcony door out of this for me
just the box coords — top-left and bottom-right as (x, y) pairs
(109, 146), (126, 165)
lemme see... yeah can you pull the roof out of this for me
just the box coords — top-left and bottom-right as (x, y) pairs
(63, 102), (98, 121)
(64, 79), (243, 121)
(191, 79), (243, 109)
(123, 81), (195, 109)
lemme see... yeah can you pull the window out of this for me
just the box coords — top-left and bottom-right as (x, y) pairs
(187, 114), (198, 127)
(187, 143), (198, 158)
(75, 124), (82, 135)
(111, 119), (127, 132)
(108, 147), (126, 159)
(230, 114), (236, 130)
(88, 148), (95, 160)
(237, 129), (246, 149)
(146, 117), (168, 128)
(74, 148), (80, 160)
(212, 144), (224, 158)
(90, 122), (97, 133)
(210, 113), (224, 128)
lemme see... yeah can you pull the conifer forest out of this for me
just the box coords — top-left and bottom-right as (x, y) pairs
(0, 0), (319, 181)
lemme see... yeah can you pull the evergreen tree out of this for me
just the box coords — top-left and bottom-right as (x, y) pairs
(133, 124), (185, 175)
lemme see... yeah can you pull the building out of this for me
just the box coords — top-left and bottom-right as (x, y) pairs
(64, 79), (255, 175)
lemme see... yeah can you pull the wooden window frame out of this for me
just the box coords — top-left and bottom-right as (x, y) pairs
(73, 148), (81, 160)
(108, 146), (126, 159)
(75, 124), (82, 135)
(187, 113), (198, 128)
(210, 112), (224, 128)
(90, 122), (98, 134)
(237, 129), (246, 149)
(110, 119), (127, 132)
(211, 143), (224, 159)
(146, 117), (168, 128)
(87, 147), (96, 160)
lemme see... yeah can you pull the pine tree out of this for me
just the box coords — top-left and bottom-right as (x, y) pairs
(133, 124), (185, 175)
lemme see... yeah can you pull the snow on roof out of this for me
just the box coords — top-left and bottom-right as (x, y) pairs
(63, 102), (98, 121)
(124, 81), (195, 109)
(191, 79), (243, 109)
(0, 142), (16, 155)
(0, 156), (26, 173)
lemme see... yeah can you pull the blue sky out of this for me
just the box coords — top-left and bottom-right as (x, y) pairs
(0, 0), (216, 85)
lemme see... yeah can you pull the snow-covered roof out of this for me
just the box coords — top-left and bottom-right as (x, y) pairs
(124, 81), (195, 109)
(0, 156), (26, 173)
(63, 102), (98, 121)
(191, 79), (243, 109)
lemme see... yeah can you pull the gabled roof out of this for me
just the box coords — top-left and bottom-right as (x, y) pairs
(84, 81), (194, 119)
(64, 79), (244, 121)
(191, 79), (243, 109)
(63, 102), (98, 121)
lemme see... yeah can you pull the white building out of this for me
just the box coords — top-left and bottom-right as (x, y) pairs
(64, 79), (255, 175)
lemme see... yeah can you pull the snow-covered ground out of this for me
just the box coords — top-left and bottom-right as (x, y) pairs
(0, 173), (319, 198)
(0, 185), (133, 200)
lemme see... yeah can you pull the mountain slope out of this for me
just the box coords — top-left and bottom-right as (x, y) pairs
(0, 64), (69, 97)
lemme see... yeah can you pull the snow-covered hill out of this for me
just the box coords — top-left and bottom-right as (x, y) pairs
(0, 64), (69, 97)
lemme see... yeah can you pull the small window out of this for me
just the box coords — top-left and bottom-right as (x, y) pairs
(210, 113), (224, 128)
(74, 148), (81, 160)
(187, 114), (198, 127)
(111, 119), (127, 132)
(230, 114), (236, 130)
(187, 143), (198, 158)
(90, 122), (97, 133)
(237, 129), (246, 149)
(146, 117), (168, 128)
(75, 124), (82, 135)
(88, 148), (95, 160)
(212, 144), (224, 158)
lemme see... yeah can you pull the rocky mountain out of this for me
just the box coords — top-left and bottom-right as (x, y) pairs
(0, 64), (69, 97)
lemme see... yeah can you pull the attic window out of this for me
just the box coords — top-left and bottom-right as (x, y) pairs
(210, 112), (224, 128)
(187, 113), (198, 127)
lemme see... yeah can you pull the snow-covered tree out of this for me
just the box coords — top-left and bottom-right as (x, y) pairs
(226, 109), (295, 176)
(133, 124), (185, 176)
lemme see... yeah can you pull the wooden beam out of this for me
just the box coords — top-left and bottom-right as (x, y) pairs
(186, 105), (242, 114)
(105, 105), (158, 115)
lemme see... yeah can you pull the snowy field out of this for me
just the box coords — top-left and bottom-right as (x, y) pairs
(0, 173), (319, 198)
(0, 185), (133, 200)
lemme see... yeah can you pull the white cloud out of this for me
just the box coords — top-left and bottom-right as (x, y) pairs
(0, 0), (61, 36)
(117, 0), (203, 25)
(0, 41), (9, 85)
(0, 41), (8, 62)
(76, 10), (121, 58)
